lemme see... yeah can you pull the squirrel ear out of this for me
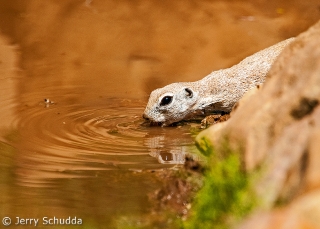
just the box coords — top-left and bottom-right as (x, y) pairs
(184, 88), (193, 98)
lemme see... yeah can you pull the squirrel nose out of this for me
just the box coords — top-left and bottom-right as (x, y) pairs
(142, 114), (150, 120)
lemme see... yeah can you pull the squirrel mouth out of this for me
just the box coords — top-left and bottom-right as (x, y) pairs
(149, 121), (163, 127)
(142, 114), (178, 127)
(141, 120), (179, 127)
(141, 120), (163, 127)
(142, 113), (164, 126)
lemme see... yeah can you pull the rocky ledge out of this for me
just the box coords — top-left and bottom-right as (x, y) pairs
(196, 20), (320, 228)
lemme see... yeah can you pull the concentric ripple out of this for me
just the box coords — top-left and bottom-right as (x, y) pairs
(9, 92), (198, 186)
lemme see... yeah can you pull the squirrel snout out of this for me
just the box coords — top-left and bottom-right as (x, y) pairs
(142, 113), (150, 120)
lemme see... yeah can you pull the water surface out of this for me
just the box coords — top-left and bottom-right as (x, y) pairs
(0, 80), (198, 228)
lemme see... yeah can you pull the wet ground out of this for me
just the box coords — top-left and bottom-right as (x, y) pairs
(0, 0), (319, 228)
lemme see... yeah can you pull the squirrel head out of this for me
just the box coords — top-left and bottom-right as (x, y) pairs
(143, 83), (199, 126)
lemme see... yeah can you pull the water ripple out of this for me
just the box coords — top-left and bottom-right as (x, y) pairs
(9, 95), (197, 186)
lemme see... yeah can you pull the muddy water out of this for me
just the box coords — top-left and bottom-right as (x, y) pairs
(0, 1), (319, 228)
(0, 56), (199, 227)
(0, 83), (198, 228)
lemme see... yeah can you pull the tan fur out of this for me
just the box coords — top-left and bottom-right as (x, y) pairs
(143, 38), (295, 126)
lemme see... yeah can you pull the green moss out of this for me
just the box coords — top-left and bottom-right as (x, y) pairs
(112, 138), (258, 229)
(195, 136), (214, 157)
(183, 138), (256, 229)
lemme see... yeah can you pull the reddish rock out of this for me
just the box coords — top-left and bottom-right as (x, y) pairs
(196, 20), (320, 228)
(237, 190), (320, 229)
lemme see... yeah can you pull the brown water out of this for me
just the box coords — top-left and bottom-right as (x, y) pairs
(0, 76), (199, 228)
(0, 1), (319, 228)
(0, 84), (200, 228)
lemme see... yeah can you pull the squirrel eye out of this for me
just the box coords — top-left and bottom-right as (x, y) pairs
(185, 88), (193, 98)
(160, 96), (173, 106)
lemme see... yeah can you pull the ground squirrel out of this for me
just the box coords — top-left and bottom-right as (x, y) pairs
(143, 38), (294, 126)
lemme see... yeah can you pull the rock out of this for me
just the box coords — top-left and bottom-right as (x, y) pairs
(196, 19), (320, 223)
(237, 190), (320, 229)
(200, 113), (231, 128)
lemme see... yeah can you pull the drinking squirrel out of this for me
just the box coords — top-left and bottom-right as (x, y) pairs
(143, 38), (294, 126)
